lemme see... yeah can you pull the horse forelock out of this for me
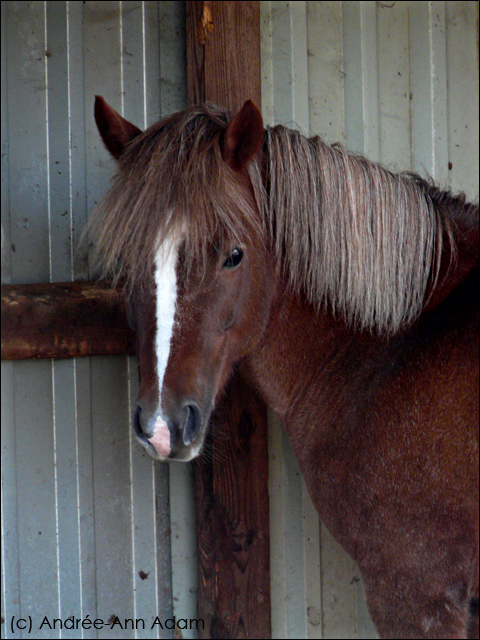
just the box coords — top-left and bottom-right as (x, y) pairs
(86, 103), (263, 291)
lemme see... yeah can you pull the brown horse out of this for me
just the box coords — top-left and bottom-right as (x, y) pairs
(89, 96), (479, 639)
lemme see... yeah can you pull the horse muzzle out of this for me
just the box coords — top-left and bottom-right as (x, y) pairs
(133, 400), (206, 461)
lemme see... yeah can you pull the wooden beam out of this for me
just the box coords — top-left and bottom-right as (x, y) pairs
(186, 2), (271, 638)
(186, 0), (262, 110)
(1, 282), (135, 360)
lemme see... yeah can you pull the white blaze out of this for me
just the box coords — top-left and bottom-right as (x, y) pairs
(149, 239), (179, 456)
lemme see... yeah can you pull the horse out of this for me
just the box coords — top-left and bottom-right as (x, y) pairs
(88, 96), (479, 639)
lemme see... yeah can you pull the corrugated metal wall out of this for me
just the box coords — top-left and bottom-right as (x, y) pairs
(1, 2), (478, 640)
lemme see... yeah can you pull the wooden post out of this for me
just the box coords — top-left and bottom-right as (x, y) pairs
(186, 2), (271, 638)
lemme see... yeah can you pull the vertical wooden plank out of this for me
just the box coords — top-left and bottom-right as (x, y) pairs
(202, 1), (262, 111)
(185, 0), (205, 105)
(260, 1), (274, 126)
(193, 377), (270, 639)
(186, 3), (271, 638)
(187, 0), (262, 109)
(266, 412), (287, 639)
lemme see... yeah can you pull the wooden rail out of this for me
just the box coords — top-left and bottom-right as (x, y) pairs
(1, 282), (135, 360)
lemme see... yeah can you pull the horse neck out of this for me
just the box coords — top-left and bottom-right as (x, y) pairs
(242, 212), (478, 451)
(243, 280), (382, 425)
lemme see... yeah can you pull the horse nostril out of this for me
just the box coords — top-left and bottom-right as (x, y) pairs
(183, 404), (201, 446)
(133, 405), (149, 440)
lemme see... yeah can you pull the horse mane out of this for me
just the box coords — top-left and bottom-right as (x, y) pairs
(254, 126), (464, 333)
(87, 103), (476, 334)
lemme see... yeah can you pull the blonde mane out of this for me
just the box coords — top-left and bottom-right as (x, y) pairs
(87, 103), (462, 334)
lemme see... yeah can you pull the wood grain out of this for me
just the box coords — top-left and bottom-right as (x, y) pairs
(1, 282), (135, 360)
(186, 2), (271, 638)
(187, 1), (262, 110)
(195, 376), (270, 639)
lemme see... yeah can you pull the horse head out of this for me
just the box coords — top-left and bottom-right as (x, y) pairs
(94, 97), (274, 461)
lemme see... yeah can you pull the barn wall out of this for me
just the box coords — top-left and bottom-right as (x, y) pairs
(260, 1), (478, 638)
(1, 2), (478, 640)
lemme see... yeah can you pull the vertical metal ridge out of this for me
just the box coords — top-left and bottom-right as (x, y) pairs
(141, 1), (148, 129)
(66, 0), (75, 282)
(44, 1), (53, 283)
(342, 0), (380, 158)
(410, 0), (449, 181)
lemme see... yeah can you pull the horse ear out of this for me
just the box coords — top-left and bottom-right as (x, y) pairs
(221, 100), (263, 172)
(94, 95), (142, 159)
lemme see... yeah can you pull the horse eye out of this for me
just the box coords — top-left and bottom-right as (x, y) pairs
(222, 247), (244, 269)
